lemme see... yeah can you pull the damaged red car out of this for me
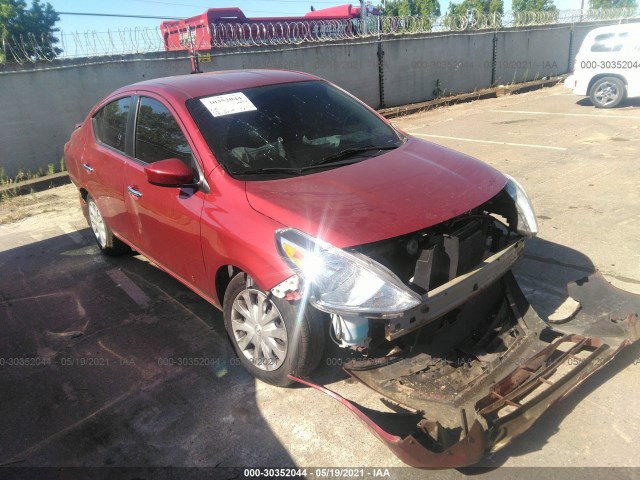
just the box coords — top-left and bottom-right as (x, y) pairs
(64, 70), (639, 468)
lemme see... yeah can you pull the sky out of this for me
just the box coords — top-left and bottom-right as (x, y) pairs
(47, 0), (586, 33)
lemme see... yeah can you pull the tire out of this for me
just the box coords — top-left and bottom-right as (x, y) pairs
(223, 273), (325, 387)
(589, 77), (626, 109)
(86, 194), (130, 256)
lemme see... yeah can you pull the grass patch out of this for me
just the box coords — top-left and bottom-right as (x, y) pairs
(0, 158), (68, 203)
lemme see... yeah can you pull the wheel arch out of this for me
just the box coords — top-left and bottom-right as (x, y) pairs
(215, 264), (244, 308)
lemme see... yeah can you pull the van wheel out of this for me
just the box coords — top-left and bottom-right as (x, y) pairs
(223, 273), (325, 387)
(87, 195), (130, 256)
(589, 77), (626, 108)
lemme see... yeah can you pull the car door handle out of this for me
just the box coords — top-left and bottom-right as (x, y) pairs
(127, 186), (143, 198)
(82, 163), (94, 172)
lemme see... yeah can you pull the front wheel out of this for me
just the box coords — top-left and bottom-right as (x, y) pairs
(223, 273), (325, 387)
(589, 77), (626, 109)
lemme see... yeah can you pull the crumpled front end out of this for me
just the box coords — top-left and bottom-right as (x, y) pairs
(281, 178), (638, 468)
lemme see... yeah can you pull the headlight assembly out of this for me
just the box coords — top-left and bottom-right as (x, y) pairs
(275, 228), (421, 318)
(505, 175), (538, 237)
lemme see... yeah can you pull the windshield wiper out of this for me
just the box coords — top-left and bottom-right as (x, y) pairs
(232, 167), (302, 176)
(311, 145), (398, 167)
(232, 145), (399, 177)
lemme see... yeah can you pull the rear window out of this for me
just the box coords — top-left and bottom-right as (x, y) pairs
(187, 80), (403, 179)
(590, 32), (628, 52)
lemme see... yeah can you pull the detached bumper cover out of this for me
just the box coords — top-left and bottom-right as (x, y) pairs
(289, 375), (488, 468)
(291, 271), (639, 468)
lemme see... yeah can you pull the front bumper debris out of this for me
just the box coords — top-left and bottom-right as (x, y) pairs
(289, 375), (488, 468)
(291, 270), (639, 468)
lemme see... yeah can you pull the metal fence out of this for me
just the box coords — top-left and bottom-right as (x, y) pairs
(2, 8), (638, 64)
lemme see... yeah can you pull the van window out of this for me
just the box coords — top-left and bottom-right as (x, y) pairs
(591, 32), (628, 53)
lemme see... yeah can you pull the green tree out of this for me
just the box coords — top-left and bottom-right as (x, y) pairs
(447, 0), (504, 17)
(512, 0), (557, 11)
(444, 0), (503, 29)
(0, 0), (60, 63)
(589, 0), (637, 7)
(384, 0), (441, 17)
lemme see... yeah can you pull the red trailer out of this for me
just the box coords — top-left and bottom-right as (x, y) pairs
(160, 4), (379, 51)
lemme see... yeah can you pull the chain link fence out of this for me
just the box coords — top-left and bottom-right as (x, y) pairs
(2, 8), (638, 64)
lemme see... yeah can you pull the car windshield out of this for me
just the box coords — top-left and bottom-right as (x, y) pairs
(186, 80), (404, 179)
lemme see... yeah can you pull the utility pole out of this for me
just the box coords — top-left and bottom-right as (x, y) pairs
(187, 25), (201, 74)
(360, 0), (367, 35)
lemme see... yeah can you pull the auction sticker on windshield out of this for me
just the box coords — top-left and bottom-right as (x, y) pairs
(200, 92), (257, 117)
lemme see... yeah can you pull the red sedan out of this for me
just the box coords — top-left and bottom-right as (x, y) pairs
(64, 70), (637, 467)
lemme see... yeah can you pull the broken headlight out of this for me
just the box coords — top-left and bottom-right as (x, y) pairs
(505, 175), (538, 237)
(275, 228), (421, 318)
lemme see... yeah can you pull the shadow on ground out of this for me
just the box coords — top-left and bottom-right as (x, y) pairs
(0, 228), (293, 469)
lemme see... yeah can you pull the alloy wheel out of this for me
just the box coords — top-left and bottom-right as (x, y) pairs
(88, 200), (107, 248)
(594, 81), (620, 107)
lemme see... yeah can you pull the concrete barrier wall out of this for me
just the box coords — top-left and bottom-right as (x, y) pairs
(383, 31), (495, 107)
(1, 53), (190, 178)
(494, 26), (571, 84)
(203, 42), (381, 107)
(0, 20), (634, 178)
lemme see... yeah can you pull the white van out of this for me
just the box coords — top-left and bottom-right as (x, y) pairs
(564, 22), (640, 108)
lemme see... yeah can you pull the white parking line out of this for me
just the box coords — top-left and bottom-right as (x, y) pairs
(412, 133), (567, 151)
(106, 269), (150, 308)
(489, 109), (640, 120)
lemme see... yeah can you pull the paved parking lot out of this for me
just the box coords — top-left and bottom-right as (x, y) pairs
(0, 85), (639, 478)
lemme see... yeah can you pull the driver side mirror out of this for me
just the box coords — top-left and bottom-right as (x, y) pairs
(145, 158), (196, 188)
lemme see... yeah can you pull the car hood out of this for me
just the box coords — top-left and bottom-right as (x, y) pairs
(245, 137), (507, 248)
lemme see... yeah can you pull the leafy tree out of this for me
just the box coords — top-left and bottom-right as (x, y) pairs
(0, 0), (60, 62)
(512, 0), (557, 11)
(447, 0), (504, 17)
(384, 0), (441, 17)
(589, 0), (637, 7)
(444, 0), (503, 29)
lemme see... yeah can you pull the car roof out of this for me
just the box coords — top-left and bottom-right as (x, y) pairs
(116, 69), (320, 101)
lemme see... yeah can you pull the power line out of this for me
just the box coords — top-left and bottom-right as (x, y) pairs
(57, 8), (320, 20)
(58, 12), (184, 20)
(56, 1), (351, 23)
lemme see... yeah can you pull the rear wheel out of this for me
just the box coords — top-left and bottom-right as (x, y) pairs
(589, 76), (626, 108)
(86, 194), (130, 256)
(223, 273), (325, 387)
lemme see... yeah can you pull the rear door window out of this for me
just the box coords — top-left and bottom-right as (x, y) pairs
(92, 97), (132, 153)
